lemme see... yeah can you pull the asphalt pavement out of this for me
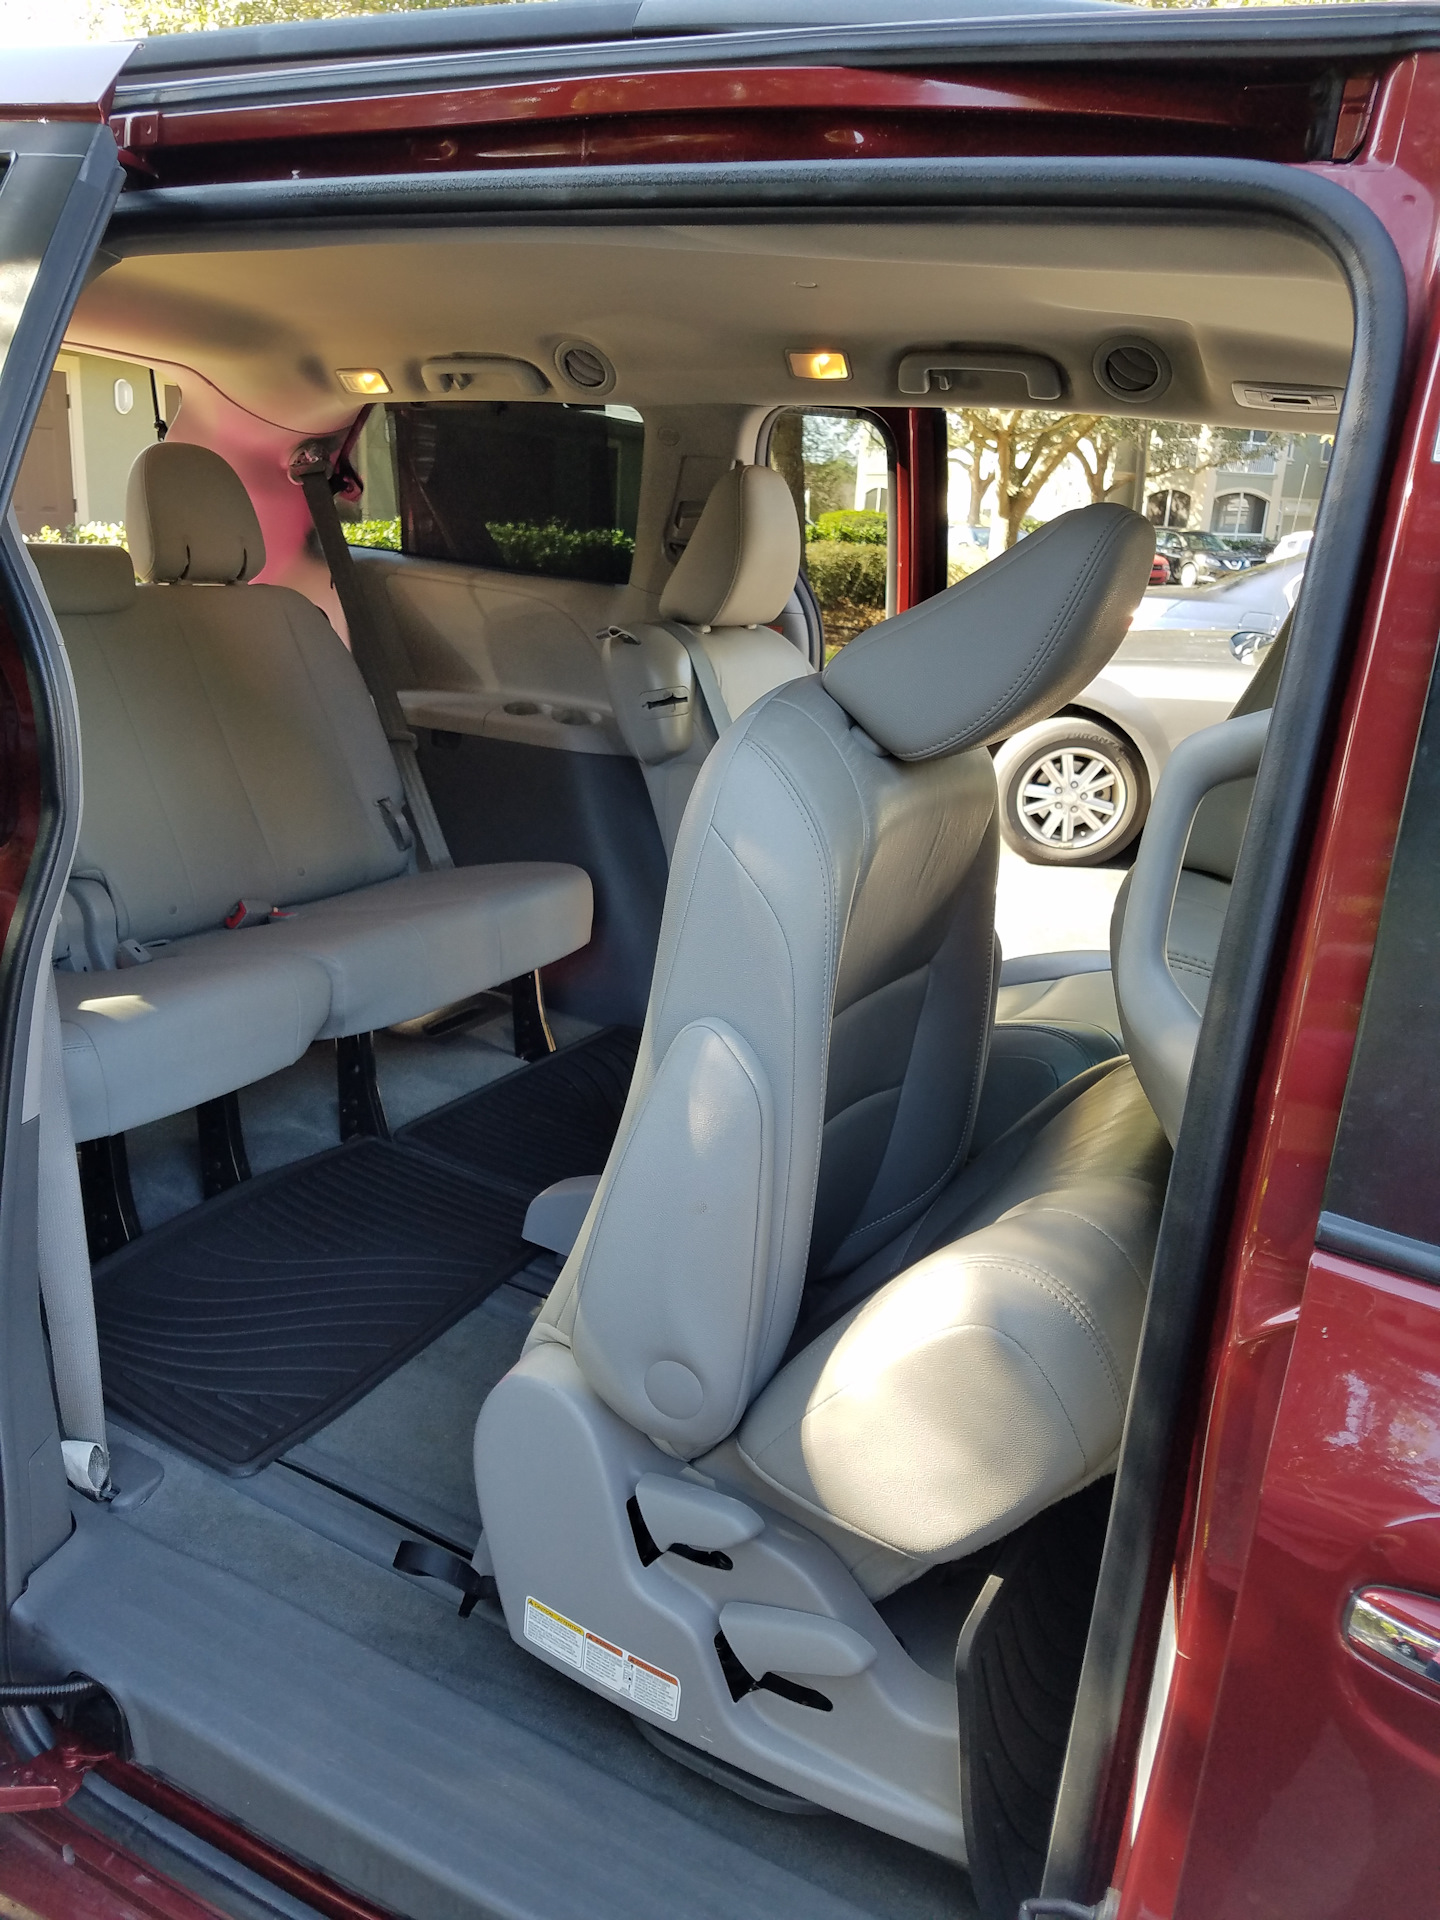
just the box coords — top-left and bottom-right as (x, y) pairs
(994, 846), (1128, 960)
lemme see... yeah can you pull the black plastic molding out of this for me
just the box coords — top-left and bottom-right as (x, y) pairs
(1316, 1211), (1440, 1288)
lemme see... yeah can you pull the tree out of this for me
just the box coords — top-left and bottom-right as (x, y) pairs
(91, 0), (487, 33)
(955, 410), (1103, 550)
(1071, 417), (1147, 504)
(947, 412), (993, 528)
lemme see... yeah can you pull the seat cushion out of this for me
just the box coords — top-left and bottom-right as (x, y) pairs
(58, 945), (331, 1142)
(994, 964), (1123, 1049)
(700, 1062), (1170, 1599)
(980, 965), (1126, 1149)
(174, 862), (593, 1038)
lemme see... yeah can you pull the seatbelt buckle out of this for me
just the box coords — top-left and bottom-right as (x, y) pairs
(224, 900), (272, 930)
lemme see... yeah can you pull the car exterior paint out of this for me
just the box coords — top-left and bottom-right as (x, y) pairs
(1055, 563), (1302, 793)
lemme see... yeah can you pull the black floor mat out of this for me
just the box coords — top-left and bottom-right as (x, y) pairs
(94, 1139), (531, 1476)
(397, 1026), (640, 1196)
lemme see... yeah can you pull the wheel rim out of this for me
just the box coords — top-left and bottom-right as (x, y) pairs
(1016, 745), (1128, 853)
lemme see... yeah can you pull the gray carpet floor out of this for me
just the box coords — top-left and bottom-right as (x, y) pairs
(106, 1000), (976, 1917)
(284, 1280), (545, 1547)
(107, 1430), (974, 1920)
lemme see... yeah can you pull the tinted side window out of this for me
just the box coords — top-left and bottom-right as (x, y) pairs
(383, 402), (642, 585)
(1322, 645), (1440, 1274)
(768, 409), (893, 663)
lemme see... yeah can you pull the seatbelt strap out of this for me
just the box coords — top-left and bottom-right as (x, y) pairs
(667, 624), (732, 736)
(392, 1538), (496, 1619)
(291, 441), (452, 872)
(37, 976), (110, 1498)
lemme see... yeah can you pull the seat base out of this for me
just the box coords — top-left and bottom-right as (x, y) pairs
(474, 1341), (965, 1862)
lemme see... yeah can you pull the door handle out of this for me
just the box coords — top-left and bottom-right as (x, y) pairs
(1343, 1587), (1440, 1694)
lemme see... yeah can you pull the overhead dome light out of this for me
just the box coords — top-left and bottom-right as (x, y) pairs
(336, 368), (392, 396)
(787, 349), (851, 381)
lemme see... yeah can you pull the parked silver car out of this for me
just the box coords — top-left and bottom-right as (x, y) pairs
(995, 557), (1304, 866)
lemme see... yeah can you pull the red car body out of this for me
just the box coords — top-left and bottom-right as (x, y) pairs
(2, 11), (1440, 1919)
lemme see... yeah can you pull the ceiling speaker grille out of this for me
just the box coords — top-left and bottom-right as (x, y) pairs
(556, 341), (615, 393)
(1093, 339), (1171, 404)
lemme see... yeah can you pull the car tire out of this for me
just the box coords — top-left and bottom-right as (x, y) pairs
(995, 717), (1148, 868)
(1179, 561), (1199, 586)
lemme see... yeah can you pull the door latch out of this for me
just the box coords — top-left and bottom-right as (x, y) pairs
(0, 1731), (111, 1812)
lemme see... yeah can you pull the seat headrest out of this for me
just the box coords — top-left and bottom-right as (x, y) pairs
(659, 464), (801, 629)
(126, 442), (266, 585)
(821, 504), (1155, 761)
(28, 542), (136, 615)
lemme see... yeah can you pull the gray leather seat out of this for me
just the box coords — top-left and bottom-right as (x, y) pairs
(602, 463), (812, 855)
(36, 443), (593, 1143)
(982, 620), (1290, 1141)
(473, 503), (1165, 1856)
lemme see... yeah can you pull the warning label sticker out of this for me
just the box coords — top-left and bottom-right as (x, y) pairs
(524, 1597), (681, 1721)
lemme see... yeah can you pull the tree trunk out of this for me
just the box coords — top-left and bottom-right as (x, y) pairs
(769, 411), (807, 535)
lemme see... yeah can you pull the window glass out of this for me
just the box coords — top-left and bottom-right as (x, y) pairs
(349, 401), (643, 586)
(768, 409), (892, 662)
(1323, 647), (1440, 1263)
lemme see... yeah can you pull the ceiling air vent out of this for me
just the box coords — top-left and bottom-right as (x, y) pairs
(1093, 338), (1171, 405)
(555, 341), (616, 396)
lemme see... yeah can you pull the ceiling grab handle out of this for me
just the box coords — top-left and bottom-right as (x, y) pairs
(896, 349), (1065, 400)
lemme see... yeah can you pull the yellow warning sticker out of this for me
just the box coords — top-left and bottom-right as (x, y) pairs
(524, 1596), (681, 1721)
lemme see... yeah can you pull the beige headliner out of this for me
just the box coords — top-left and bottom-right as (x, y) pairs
(74, 219), (1354, 435)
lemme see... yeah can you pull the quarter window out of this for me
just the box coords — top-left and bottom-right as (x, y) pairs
(1322, 647), (1440, 1276)
(767, 408), (894, 662)
(352, 401), (643, 586)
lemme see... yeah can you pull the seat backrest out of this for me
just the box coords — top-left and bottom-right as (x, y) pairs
(31, 445), (409, 955)
(1179, 611), (1290, 883)
(602, 464), (811, 854)
(531, 503), (1156, 1458)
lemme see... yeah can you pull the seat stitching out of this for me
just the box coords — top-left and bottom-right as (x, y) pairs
(833, 927), (995, 1247)
(178, 603), (290, 903)
(993, 1021), (1106, 1064)
(1019, 1204), (1150, 1292)
(280, 592), (407, 880)
(735, 730), (840, 1344)
(745, 1319), (1093, 1524)
(804, 1251), (1128, 1414)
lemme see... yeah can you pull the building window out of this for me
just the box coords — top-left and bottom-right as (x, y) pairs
(1146, 488), (1191, 528)
(1212, 491), (1269, 536)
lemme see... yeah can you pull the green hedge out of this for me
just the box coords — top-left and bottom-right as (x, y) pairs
(809, 508), (888, 546)
(27, 521), (127, 547)
(805, 538), (887, 610)
(342, 516), (634, 584)
(343, 517), (401, 551)
(489, 521), (633, 583)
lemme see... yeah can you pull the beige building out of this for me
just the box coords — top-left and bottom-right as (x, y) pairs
(12, 350), (181, 538)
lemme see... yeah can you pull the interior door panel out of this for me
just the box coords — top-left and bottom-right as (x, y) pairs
(352, 545), (667, 1024)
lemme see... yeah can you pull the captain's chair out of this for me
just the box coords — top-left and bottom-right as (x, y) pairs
(602, 463), (813, 854)
(474, 505), (1166, 1862)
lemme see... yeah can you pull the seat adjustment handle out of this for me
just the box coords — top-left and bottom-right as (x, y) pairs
(634, 1474), (763, 1555)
